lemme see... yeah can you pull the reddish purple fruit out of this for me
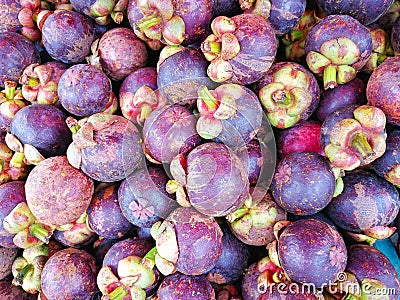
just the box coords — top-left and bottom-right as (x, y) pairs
(202, 14), (277, 85)
(316, 77), (366, 122)
(170, 142), (249, 217)
(157, 46), (216, 106)
(367, 56), (400, 125)
(346, 244), (400, 300)
(305, 14), (372, 89)
(325, 169), (400, 235)
(41, 10), (96, 64)
(0, 32), (40, 87)
(207, 223), (249, 284)
(315, 0), (394, 25)
(157, 273), (216, 300)
(127, 0), (213, 49)
(95, 27), (148, 81)
(41, 248), (98, 300)
(277, 120), (324, 158)
(143, 104), (201, 164)
(0, 281), (35, 300)
(227, 188), (287, 246)
(58, 64), (112, 117)
(10, 104), (72, 157)
(0, 181), (27, 248)
(271, 151), (336, 215)
(70, 0), (128, 25)
(88, 184), (134, 240)
(25, 156), (94, 227)
(277, 219), (347, 287)
(0, 246), (18, 279)
(0, 0), (22, 34)
(118, 166), (178, 228)
(152, 207), (223, 276)
(67, 113), (143, 182)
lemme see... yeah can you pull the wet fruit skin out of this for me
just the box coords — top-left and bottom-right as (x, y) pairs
(366, 56), (400, 125)
(41, 10), (96, 64)
(277, 120), (325, 158)
(25, 156), (94, 227)
(58, 64), (112, 117)
(97, 27), (148, 81)
(88, 183), (134, 240)
(157, 272), (216, 300)
(278, 218), (347, 287)
(346, 244), (400, 300)
(0, 181), (27, 248)
(0, 32), (40, 87)
(316, 77), (366, 122)
(41, 248), (99, 300)
(271, 151), (336, 215)
(10, 104), (72, 157)
(325, 169), (400, 232)
(118, 166), (178, 228)
(315, 0), (395, 25)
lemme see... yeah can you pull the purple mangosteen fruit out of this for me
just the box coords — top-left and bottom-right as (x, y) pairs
(305, 14), (372, 89)
(0, 32), (40, 87)
(363, 24), (393, 73)
(201, 14), (277, 85)
(366, 56), (400, 126)
(254, 61), (320, 129)
(207, 222), (250, 284)
(67, 113), (143, 182)
(212, 0), (242, 18)
(127, 0), (213, 49)
(372, 129), (400, 187)
(271, 151), (336, 215)
(0, 246), (18, 280)
(9, 104), (72, 159)
(169, 142), (250, 217)
(240, 0), (307, 36)
(118, 166), (178, 228)
(41, 248), (98, 300)
(151, 206), (223, 276)
(53, 217), (97, 249)
(58, 64), (113, 117)
(19, 61), (69, 105)
(321, 104), (387, 171)
(274, 218), (347, 287)
(316, 77), (366, 122)
(0, 181), (28, 248)
(70, 0), (128, 25)
(157, 273), (216, 300)
(0, 80), (27, 133)
(41, 10), (96, 64)
(345, 244), (400, 300)
(227, 188), (287, 246)
(277, 120), (324, 158)
(88, 184), (135, 240)
(92, 27), (148, 81)
(25, 156), (94, 228)
(119, 67), (166, 126)
(0, 0), (22, 34)
(325, 169), (400, 239)
(196, 83), (263, 148)
(98, 238), (161, 299)
(143, 104), (201, 164)
(0, 280), (35, 300)
(314, 0), (394, 25)
(157, 46), (216, 106)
